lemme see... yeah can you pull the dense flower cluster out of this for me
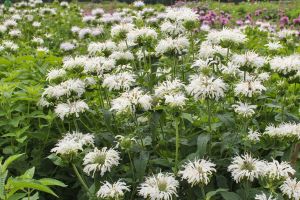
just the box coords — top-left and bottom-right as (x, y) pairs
(1, 1), (299, 200)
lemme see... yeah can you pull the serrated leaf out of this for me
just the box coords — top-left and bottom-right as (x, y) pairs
(19, 167), (35, 179)
(7, 178), (58, 197)
(2, 154), (24, 173)
(39, 178), (67, 187)
(7, 193), (26, 200)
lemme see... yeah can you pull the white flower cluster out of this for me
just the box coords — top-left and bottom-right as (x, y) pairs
(206, 28), (247, 45)
(51, 131), (94, 156)
(264, 122), (300, 139)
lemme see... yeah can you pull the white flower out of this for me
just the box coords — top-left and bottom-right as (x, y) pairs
(165, 7), (199, 22)
(232, 51), (266, 69)
(97, 180), (130, 199)
(206, 28), (247, 45)
(280, 178), (300, 200)
(32, 21), (41, 27)
(255, 192), (277, 200)
(127, 27), (157, 45)
(234, 80), (266, 97)
(269, 54), (300, 75)
(82, 15), (96, 23)
(3, 19), (17, 27)
(60, 1), (69, 7)
(265, 41), (282, 50)
(51, 131), (94, 156)
(91, 8), (104, 16)
(109, 51), (134, 62)
(9, 29), (21, 37)
(261, 160), (295, 180)
(102, 72), (136, 91)
(87, 41), (117, 55)
(111, 23), (134, 38)
(154, 79), (185, 98)
(43, 79), (85, 99)
(32, 37), (44, 44)
(138, 172), (179, 200)
(91, 27), (104, 37)
(71, 26), (80, 33)
(60, 42), (76, 51)
(111, 88), (152, 114)
(228, 153), (264, 183)
(2, 40), (19, 51)
(277, 29), (297, 39)
(62, 56), (87, 70)
(164, 93), (187, 108)
(78, 28), (92, 39)
(263, 122), (300, 139)
(63, 131), (94, 147)
(187, 75), (227, 100)
(221, 62), (241, 76)
(46, 69), (67, 81)
(155, 37), (189, 55)
(0, 25), (7, 33)
(83, 147), (120, 177)
(133, 0), (145, 7)
(160, 21), (185, 36)
(55, 100), (89, 120)
(51, 139), (82, 156)
(232, 102), (257, 118)
(198, 42), (228, 59)
(179, 159), (216, 186)
(247, 129), (261, 141)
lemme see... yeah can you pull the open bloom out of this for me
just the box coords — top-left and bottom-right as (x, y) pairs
(138, 172), (179, 200)
(228, 153), (264, 183)
(234, 80), (266, 97)
(255, 192), (277, 200)
(232, 102), (257, 118)
(187, 75), (227, 100)
(280, 178), (300, 200)
(83, 147), (120, 177)
(97, 180), (130, 199)
(51, 131), (94, 156)
(263, 122), (300, 139)
(110, 88), (152, 114)
(55, 100), (89, 120)
(261, 160), (295, 181)
(179, 159), (216, 186)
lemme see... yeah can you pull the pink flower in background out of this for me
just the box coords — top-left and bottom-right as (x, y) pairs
(280, 16), (289, 26)
(293, 16), (300, 25)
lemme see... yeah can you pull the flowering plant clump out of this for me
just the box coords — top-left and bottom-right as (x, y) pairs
(0, 1), (299, 200)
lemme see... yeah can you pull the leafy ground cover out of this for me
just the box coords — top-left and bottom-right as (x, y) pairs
(0, 1), (299, 199)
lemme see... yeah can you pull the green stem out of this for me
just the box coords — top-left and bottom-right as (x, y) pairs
(71, 163), (90, 196)
(175, 117), (180, 174)
(200, 186), (206, 199)
(207, 99), (212, 133)
(128, 152), (135, 180)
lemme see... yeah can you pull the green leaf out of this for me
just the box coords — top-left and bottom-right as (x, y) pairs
(19, 167), (35, 179)
(220, 191), (241, 200)
(2, 154), (24, 172)
(205, 188), (228, 200)
(134, 151), (149, 181)
(0, 170), (8, 199)
(7, 193), (26, 200)
(7, 178), (58, 197)
(196, 134), (210, 158)
(39, 178), (67, 187)
(47, 154), (67, 167)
